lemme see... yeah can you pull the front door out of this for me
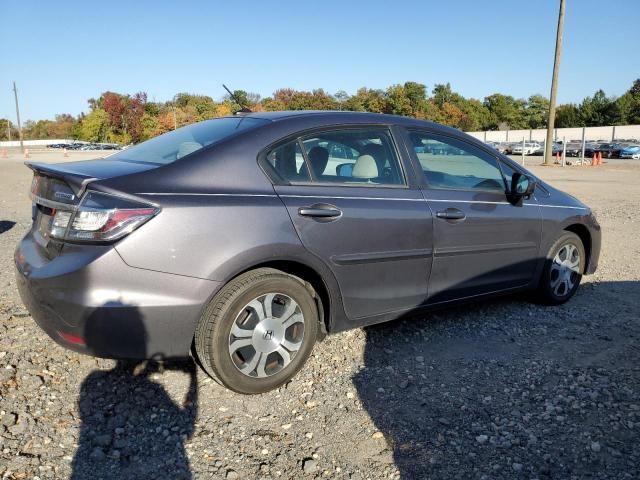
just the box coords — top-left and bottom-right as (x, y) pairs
(265, 126), (433, 320)
(404, 129), (542, 303)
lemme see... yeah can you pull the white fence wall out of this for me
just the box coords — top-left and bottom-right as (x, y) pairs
(467, 124), (640, 143)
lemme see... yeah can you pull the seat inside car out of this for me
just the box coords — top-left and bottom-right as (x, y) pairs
(307, 146), (329, 179)
(274, 143), (308, 181)
(361, 143), (385, 165)
(359, 143), (394, 183)
(352, 154), (379, 182)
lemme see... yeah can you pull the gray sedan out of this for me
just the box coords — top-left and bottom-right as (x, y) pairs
(15, 111), (601, 394)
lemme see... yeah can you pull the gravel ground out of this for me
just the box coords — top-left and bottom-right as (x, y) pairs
(1, 151), (639, 479)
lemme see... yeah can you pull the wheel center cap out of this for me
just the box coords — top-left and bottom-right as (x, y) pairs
(560, 262), (573, 279)
(252, 318), (285, 354)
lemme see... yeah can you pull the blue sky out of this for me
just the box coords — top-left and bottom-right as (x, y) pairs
(1, 0), (638, 121)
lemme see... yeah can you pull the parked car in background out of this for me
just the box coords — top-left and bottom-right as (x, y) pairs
(608, 143), (631, 159)
(594, 143), (617, 158)
(530, 143), (562, 156)
(584, 143), (603, 158)
(495, 143), (511, 154)
(15, 111), (601, 394)
(46, 142), (123, 151)
(512, 142), (542, 155)
(620, 145), (640, 159)
(565, 143), (583, 157)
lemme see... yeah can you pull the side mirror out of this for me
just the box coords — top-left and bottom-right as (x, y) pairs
(336, 163), (354, 177)
(510, 172), (536, 199)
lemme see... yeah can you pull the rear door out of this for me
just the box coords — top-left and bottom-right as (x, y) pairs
(264, 126), (433, 321)
(403, 129), (542, 303)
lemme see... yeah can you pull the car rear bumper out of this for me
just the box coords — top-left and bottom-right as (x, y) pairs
(14, 231), (220, 360)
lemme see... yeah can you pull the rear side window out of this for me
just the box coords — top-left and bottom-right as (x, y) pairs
(110, 117), (268, 165)
(265, 128), (405, 186)
(408, 130), (506, 192)
(265, 141), (310, 182)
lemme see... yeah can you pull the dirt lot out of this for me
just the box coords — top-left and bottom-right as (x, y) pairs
(1, 150), (639, 479)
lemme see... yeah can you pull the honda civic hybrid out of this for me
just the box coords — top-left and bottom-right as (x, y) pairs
(15, 111), (601, 394)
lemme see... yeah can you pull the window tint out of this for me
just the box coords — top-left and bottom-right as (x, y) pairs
(408, 130), (506, 192)
(265, 141), (309, 183)
(110, 117), (268, 165)
(498, 160), (517, 192)
(266, 128), (404, 186)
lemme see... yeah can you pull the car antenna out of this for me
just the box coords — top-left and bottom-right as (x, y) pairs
(222, 84), (252, 113)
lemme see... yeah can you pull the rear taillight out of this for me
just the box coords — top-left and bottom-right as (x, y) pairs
(50, 191), (159, 242)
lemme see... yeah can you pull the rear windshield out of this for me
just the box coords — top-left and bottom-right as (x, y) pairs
(109, 117), (269, 165)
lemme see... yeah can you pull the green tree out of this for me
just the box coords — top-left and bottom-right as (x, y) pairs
(457, 98), (490, 131)
(524, 95), (549, 129)
(419, 99), (442, 123)
(0, 118), (19, 141)
(402, 81), (428, 116)
(613, 79), (640, 124)
(432, 83), (454, 108)
(344, 88), (386, 113)
(483, 94), (527, 130)
(334, 90), (350, 110)
(80, 108), (108, 142)
(261, 98), (287, 111)
(384, 84), (412, 116)
(554, 104), (581, 127)
(439, 102), (465, 127)
(579, 90), (617, 126)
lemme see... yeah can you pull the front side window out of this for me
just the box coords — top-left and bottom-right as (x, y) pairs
(408, 130), (506, 192)
(265, 128), (405, 186)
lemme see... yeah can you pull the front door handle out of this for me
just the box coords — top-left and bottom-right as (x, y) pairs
(298, 206), (342, 218)
(436, 208), (466, 220)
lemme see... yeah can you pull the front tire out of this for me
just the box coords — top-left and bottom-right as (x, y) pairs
(536, 232), (585, 305)
(195, 268), (319, 394)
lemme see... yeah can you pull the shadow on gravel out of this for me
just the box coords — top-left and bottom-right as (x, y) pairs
(353, 280), (640, 479)
(0, 220), (16, 234)
(71, 306), (198, 480)
(71, 360), (198, 480)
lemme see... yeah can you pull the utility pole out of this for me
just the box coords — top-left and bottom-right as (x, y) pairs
(6, 119), (11, 141)
(13, 81), (24, 153)
(543, 0), (566, 165)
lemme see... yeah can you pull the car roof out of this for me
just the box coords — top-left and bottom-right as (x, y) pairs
(231, 110), (443, 128)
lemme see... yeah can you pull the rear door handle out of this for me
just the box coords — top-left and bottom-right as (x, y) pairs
(298, 206), (342, 218)
(436, 208), (466, 220)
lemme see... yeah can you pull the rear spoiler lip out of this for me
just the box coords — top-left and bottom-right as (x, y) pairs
(25, 161), (98, 197)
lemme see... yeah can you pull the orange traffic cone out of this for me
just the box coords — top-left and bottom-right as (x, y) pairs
(598, 151), (603, 166)
(555, 151), (561, 163)
(24, 148), (30, 159)
(591, 153), (597, 166)
(1, 148), (6, 159)
(63, 148), (68, 158)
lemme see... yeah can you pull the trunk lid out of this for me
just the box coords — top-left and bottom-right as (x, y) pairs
(27, 158), (158, 198)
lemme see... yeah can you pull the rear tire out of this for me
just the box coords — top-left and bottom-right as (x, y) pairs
(195, 268), (319, 394)
(536, 232), (585, 305)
